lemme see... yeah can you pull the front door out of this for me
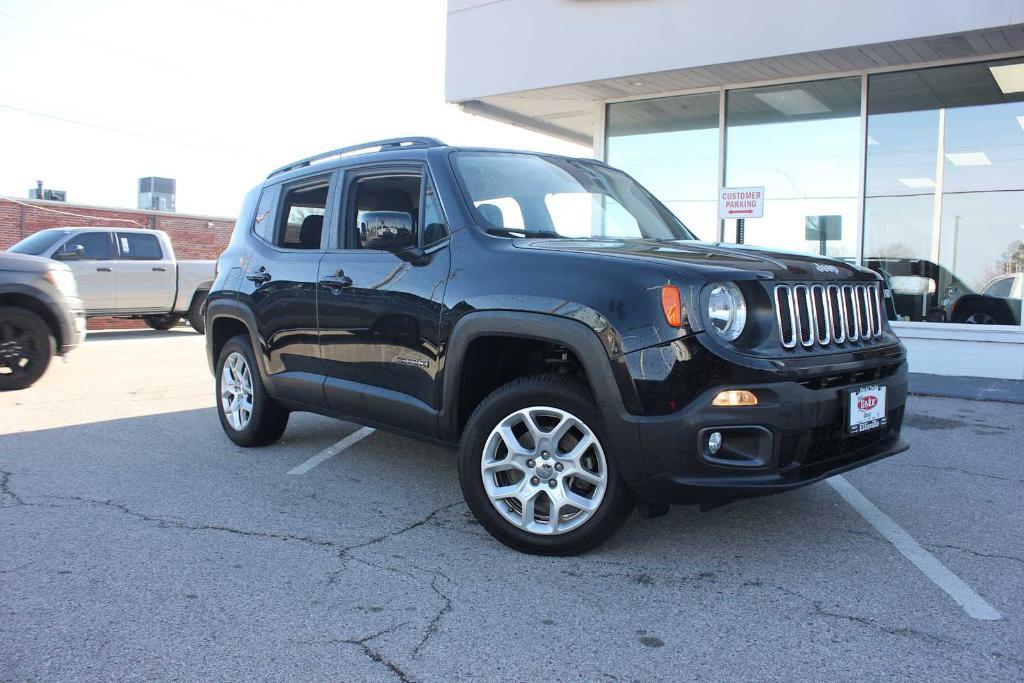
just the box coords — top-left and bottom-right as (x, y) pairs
(239, 174), (336, 409)
(54, 231), (117, 313)
(317, 165), (451, 435)
(113, 231), (175, 312)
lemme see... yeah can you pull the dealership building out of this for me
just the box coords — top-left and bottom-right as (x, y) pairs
(446, 0), (1024, 379)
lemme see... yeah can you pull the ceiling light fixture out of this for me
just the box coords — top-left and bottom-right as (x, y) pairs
(945, 151), (991, 166)
(990, 63), (1024, 94)
(754, 89), (831, 116)
(627, 80), (645, 87)
(898, 177), (936, 189)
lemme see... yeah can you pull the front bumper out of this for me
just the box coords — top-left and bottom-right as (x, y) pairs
(611, 360), (909, 506)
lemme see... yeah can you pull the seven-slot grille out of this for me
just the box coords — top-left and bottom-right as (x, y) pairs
(773, 282), (884, 349)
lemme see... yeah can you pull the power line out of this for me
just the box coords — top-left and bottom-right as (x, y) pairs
(0, 102), (228, 153)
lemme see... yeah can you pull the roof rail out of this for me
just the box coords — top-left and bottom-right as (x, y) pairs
(267, 137), (446, 178)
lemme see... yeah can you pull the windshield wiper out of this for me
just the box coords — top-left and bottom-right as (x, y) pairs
(486, 227), (560, 239)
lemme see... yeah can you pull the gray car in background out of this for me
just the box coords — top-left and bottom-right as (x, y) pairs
(0, 251), (86, 390)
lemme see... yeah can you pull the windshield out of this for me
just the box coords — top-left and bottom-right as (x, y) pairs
(9, 229), (68, 255)
(452, 152), (695, 241)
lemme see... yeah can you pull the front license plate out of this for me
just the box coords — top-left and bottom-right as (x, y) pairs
(848, 384), (887, 434)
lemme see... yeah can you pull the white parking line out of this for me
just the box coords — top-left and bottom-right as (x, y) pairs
(287, 427), (376, 475)
(827, 475), (1002, 621)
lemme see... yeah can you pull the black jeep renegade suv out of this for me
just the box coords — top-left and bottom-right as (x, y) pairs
(205, 137), (908, 555)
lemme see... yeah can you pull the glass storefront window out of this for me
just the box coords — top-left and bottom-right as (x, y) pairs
(606, 92), (720, 240)
(864, 58), (1024, 327)
(724, 77), (862, 259)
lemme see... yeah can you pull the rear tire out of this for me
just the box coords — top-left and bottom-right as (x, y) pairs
(458, 375), (634, 555)
(216, 334), (289, 447)
(187, 291), (207, 335)
(143, 314), (180, 331)
(0, 306), (55, 391)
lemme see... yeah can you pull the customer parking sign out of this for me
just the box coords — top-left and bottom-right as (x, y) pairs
(718, 186), (764, 219)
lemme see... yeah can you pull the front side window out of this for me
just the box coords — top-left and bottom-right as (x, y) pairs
(452, 152), (693, 241)
(350, 174), (421, 250)
(422, 177), (448, 245)
(58, 232), (113, 260)
(116, 232), (162, 260)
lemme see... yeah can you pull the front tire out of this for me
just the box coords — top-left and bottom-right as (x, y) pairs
(458, 375), (634, 555)
(0, 307), (54, 391)
(215, 335), (289, 446)
(143, 314), (181, 331)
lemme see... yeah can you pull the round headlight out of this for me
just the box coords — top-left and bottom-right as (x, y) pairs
(706, 282), (746, 341)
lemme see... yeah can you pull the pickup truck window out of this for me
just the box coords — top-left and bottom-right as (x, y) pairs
(453, 152), (695, 241)
(116, 232), (163, 260)
(58, 232), (113, 260)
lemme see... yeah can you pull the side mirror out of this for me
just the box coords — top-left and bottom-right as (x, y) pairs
(55, 244), (84, 260)
(360, 211), (416, 252)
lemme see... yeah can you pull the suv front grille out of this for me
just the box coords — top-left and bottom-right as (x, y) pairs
(773, 282), (884, 350)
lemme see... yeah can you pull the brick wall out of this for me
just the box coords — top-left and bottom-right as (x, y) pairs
(1, 196), (235, 329)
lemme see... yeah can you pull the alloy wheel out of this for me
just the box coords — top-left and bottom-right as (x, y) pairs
(0, 320), (40, 378)
(481, 406), (608, 535)
(220, 351), (254, 430)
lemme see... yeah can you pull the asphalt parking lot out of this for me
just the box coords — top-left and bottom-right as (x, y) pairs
(2, 330), (1022, 681)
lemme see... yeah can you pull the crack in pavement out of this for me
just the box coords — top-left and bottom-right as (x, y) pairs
(907, 463), (1024, 485)
(743, 580), (952, 647)
(412, 574), (453, 657)
(928, 543), (1024, 565)
(297, 623), (414, 683)
(0, 470), (26, 506)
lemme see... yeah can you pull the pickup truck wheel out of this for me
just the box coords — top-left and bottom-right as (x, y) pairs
(187, 291), (207, 335)
(143, 314), (181, 331)
(216, 335), (289, 446)
(458, 375), (634, 555)
(0, 307), (54, 391)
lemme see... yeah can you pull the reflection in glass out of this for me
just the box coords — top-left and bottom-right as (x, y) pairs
(606, 92), (720, 240)
(724, 77), (862, 258)
(864, 58), (1024, 326)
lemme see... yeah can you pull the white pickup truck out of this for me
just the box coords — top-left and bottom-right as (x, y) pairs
(8, 227), (215, 333)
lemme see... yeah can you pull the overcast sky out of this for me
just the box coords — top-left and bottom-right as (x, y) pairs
(0, 0), (588, 217)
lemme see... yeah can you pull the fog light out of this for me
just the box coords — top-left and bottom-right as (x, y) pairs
(707, 431), (722, 455)
(712, 390), (758, 407)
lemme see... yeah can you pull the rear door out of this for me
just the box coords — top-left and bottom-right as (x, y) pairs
(239, 173), (336, 408)
(113, 232), (175, 312)
(317, 163), (451, 434)
(54, 231), (116, 312)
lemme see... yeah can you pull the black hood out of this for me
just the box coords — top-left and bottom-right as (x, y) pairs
(512, 238), (875, 282)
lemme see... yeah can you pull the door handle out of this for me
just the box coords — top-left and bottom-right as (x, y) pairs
(245, 268), (271, 284)
(319, 269), (353, 289)
(152, 266), (167, 272)
(96, 267), (113, 272)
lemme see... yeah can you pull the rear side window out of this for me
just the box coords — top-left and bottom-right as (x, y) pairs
(116, 232), (163, 260)
(278, 183), (328, 249)
(57, 232), (113, 260)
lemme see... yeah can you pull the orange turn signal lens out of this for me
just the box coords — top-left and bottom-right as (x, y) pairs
(661, 285), (682, 327)
(712, 390), (758, 407)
